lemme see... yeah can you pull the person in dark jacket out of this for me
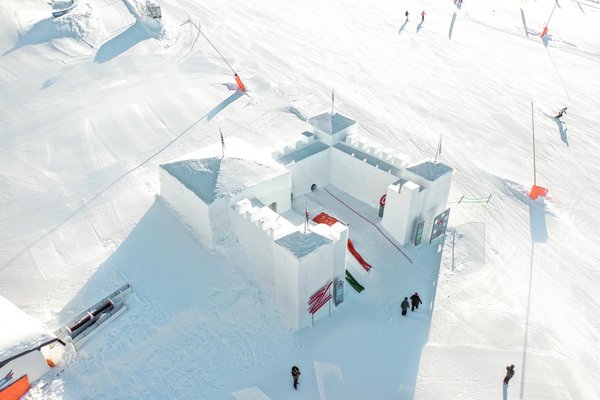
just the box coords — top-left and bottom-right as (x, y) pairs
(405, 10), (409, 20)
(555, 107), (567, 119)
(503, 364), (515, 385)
(291, 366), (301, 390)
(421, 10), (426, 22)
(401, 297), (410, 316)
(410, 292), (422, 311)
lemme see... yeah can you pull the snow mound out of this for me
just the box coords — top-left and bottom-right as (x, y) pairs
(0, 296), (55, 361)
(4, 1), (98, 56)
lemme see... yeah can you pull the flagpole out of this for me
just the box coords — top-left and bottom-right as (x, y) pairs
(181, 13), (246, 91)
(531, 102), (536, 186)
(304, 203), (309, 235)
(220, 127), (225, 158)
(331, 87), (335, 115)
(434, 134), (442, 164)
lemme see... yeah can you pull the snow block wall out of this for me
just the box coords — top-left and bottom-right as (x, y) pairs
(159, 150), (292, 246)
(271, 132), (317, 160)
(159, 167), (213, 243)
(381, 180), (424, 245)
(308, 111), (358, 145)
(403, 161), (453, 243)
(328, 133), (408, 208)
(230, 173), (292, 214)
(281, 145), (331, 197)
(230, 198), (295, 294)
(274, 231), (334, 330)
(231, 199), (347, 331)
(312, 221), (348, 284)
(381, 160), (453, 246)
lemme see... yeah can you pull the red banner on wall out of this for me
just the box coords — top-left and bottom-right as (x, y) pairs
(308, 281), (332, 314)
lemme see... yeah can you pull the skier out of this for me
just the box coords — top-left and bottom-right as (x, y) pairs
(401, 297), (410, 316)
(421, 10), (426, 23)
(555, 107), (567, 119)
(405, 10), (409, 20)
(291, 366), (301, 390)
(410, 292), (422, 311)
(503, 364), (515, 385)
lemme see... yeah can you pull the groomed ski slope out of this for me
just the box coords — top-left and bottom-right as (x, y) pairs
(1, 0), (599, 399)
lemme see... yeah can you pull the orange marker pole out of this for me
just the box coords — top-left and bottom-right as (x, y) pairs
(234, 73), (246, 92)
(184, 18), (247, 91)
(542, 2), (558, 38)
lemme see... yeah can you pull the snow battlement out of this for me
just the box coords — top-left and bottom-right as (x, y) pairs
(307, 111), (357, 145)
(271, 132), (317, 160)
(311, 220), (347, 242)
(344, 133), (409, 171)
(233, 198), (295, 239)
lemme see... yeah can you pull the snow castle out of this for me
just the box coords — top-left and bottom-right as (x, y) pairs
(159, 111), (453, 330)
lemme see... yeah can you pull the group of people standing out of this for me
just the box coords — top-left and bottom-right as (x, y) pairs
(404, 10), (427, 23)
(401, 292), (422, 316)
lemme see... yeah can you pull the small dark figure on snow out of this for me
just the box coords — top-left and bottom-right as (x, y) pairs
(405, 10), (409, 20)
(421, 10), (426, 22)
(401, 297), (410, 316)
(410, 292), (422, 311)
(503, 364), (515, 385)
(555, 107), (567, 119)
(291, 366), (301, 390)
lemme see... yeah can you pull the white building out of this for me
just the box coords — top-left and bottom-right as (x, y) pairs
(159, 111), (453, 330)
(159, 149), (291, 244)
(0, 296), (65, 399)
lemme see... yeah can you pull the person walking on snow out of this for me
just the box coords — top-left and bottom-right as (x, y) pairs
(556, 107), (567, 119)
(421, 10), (426, 23)
(401, 297), (410, 316)
(410, 292), (422, 311)
(405, 10), (409, 20)
(291, 366), (301, 390)
(503, 364), (515, 385)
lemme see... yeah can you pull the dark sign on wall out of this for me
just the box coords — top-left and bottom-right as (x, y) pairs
(430, 208), (451, 242)
(334, 278), (344, 306)
(414, 219), (425, 246)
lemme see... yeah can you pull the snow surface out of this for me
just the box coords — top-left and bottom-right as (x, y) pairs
(161, 156), (287, 204)
(0, 296), (54, 361)
(275, 231), (332, 259)
(406, 160), (453, 182)
(1, 0), (599, 399)
(308, 112), (356, 136)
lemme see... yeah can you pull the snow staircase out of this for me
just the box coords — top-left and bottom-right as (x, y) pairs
(54, 283), (132, 350)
